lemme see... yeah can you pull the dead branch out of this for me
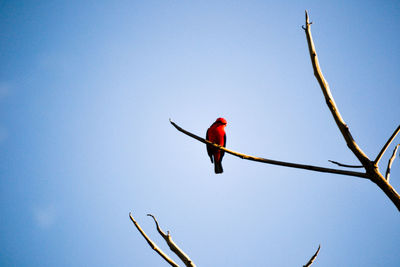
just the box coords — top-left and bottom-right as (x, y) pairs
(170, 11), (400, 211)
(375, 125), (400, 165)
(385, 144), (400, 182)
(147, 214), (196, 267)
(303, 245), (321, 267)
(170, 119), (367, 178)
(328, 160), (363, 168)
(302, 10), (400, 211)
(303, 10), (370, 167)
(129, 212), (180, 267)
(131, 212), (320, 266)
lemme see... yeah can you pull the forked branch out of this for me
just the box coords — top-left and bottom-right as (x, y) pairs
(129, 212), (196, 267)
(303, 11), (400, 211)
(147, 214), (196, 267)
(129, 212), (179, 267)
(303, 245), (321, 267)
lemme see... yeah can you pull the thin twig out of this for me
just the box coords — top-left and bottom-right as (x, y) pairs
(147, 214), (196, 267)
(385, 144), (400, 182)
(328, 160), (363, 168)
(170, 119), (368, 178)
(375, 125), (400, 165)
(303, 245), (321, 267)
(129, 212), (180, 267)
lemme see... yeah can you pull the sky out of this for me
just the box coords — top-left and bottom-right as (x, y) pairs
(0, 1), (399, 266)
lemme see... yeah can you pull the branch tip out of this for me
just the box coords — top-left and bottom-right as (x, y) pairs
(375, 125), (400, 165)
(303, 244), (321, 267)
(305, 10), (310, 25)
(386, 144), (400, 182)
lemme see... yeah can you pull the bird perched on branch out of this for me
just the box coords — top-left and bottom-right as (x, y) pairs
(206, 118), (227, 174)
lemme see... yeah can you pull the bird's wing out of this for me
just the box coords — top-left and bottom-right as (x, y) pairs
(220, 132), (226, 160)
(206, 128), (213, 163)
(224, 132), (226, 147)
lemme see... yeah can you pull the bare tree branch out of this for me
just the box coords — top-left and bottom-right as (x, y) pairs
(328, 160), (363, 168)
(303, 10), (370, 167)
(171, 11), (400, 211)
(302, 11), (400, 211)
(171, 10), (400, 211)
(170, 119), (368, 178)
(375, 125), (400, 165)
(385, 144), (400, 182)
(147, 214), (196, 267)
(129, 212), (180, 267)
(303, 245), (321, 267)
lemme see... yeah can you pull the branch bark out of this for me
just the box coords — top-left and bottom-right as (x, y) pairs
(129, 212), (180, 267)
(303, 245), (321, 267)
(385, 144), (399, 182)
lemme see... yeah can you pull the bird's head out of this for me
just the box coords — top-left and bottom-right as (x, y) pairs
(215, 117), (227, 126)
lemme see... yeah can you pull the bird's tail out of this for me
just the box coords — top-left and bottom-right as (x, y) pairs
(214, 160), (223, 174)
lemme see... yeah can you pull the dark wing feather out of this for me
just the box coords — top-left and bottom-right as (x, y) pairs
(220, 132), (226, 160)
(206, 128), (213, 163)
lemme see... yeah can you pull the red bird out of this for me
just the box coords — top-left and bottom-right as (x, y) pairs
(206, 118), (227, 174)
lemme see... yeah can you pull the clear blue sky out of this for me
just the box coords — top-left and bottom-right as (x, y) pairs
(1, 1), (399, 266)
